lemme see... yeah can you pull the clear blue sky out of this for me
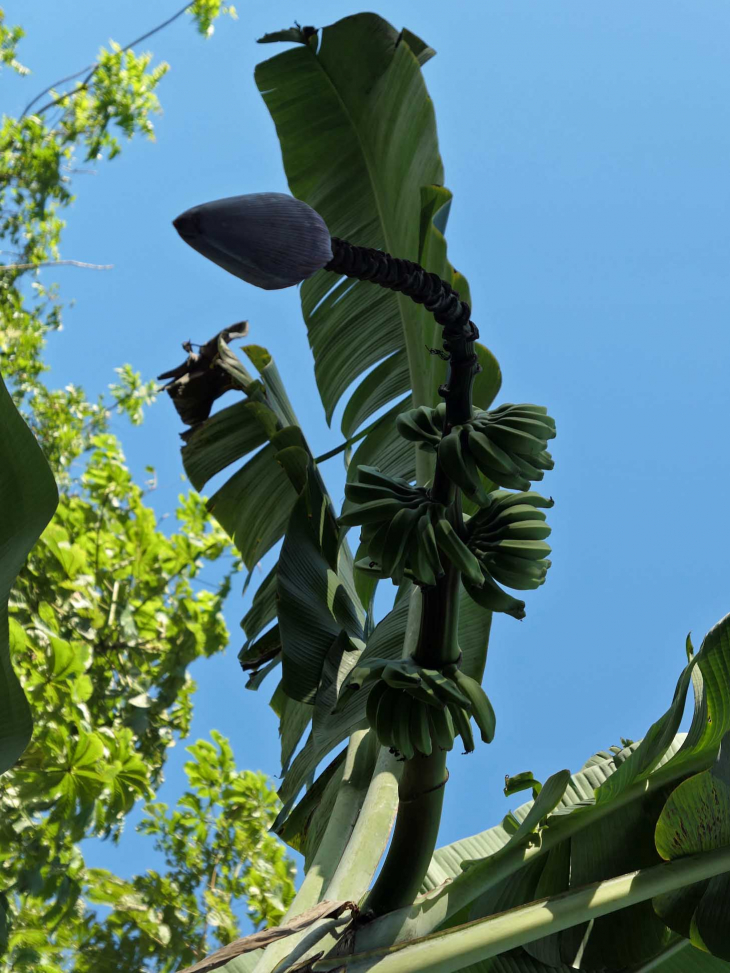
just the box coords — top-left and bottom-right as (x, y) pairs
(4, 0), (730, 925)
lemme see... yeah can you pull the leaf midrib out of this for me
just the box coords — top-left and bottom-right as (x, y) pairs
(308, 40), (433, 414)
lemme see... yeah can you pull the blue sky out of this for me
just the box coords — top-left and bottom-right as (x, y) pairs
(4, 0), (730, 929)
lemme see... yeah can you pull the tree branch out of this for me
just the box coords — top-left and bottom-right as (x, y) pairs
(0, 260), (113, 272)
(21, 2), (195, 118)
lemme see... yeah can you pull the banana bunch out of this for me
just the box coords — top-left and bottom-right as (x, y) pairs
(340, 465), (485, 587)
(336, 657), (496, 757)
(396, 402), (556, 503)
(462, 490), (554, 619)
(395, 403), (446, 450)
(439, 404), (556, 501)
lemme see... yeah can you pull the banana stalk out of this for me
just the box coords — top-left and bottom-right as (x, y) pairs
(352, 254), (481, 916)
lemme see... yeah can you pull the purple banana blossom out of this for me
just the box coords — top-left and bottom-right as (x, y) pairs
(173, 192), (333, 290)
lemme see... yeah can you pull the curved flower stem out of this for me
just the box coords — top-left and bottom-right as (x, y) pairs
(324, 242), (481, 917)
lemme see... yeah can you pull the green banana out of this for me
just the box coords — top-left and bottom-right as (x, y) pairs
(345, 660), (389, 691)
(339, 498), (410, 526)
(452, 670), (496, 744)
(467, 429), (525, 480)
(345, 482), (414, 505)
(434, 519), (484, 586)
(336, 662), (385, 710)
(374, 685), (402, 749)
(438, 426), (486, 501)
(488, 490), (554, 512)
(490, 539), (552, 560)
(356, 466), (417, 495)
(361, 521), (390, 563)
(509, 449), (554, 478)
(408, 531), (438, 587)
(382, 663), (421, 689)
(479, 504), (548, 529)
(534, 449), (555, 470)
(428, 704), (456, 751)
(487, 562), (548, 591)
(420, 667), (473, 709)
(405, 681), (447, 710)
(509, 452), (547, 481)
(490, 415), (556, 439)
(410, 698), (433, 756)
(380, 504), (423, 579)
(488, 403), (551, 418)
(483, 520), (552, 542)
(460, 486), (554, 616)
(483, 551), (552, 579)
(485, 422), (550, 457)
(366, 680), (389, 731)
(448, 701), (475, 754)
(396, 406), (442, 449)
(463, 573), (527, 619)
(393, 693), (415, 760)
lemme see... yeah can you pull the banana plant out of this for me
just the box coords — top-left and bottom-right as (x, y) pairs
(162, 12), (730, 973)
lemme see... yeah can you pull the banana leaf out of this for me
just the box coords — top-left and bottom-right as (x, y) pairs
(255, 13), (501, 487)
(0, 371), (58, 774)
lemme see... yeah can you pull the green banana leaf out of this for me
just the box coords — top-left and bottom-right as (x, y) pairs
(277, 451), (365, 704)
(652, 733), (730, 960)
(269, 679), (314, 776)
(170, 334), (367, 780)
(0, 371), (58, 774)
(255, 13), (444, 423)
(274, 748), (348, 866)
(345, 616), (730, 969)
(255, 13), (502, 488)
(363, 939), (730, 973)
(275, 589), (411, 823)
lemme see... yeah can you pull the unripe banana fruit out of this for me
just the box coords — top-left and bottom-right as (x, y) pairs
(341, 465), (502, 590)
(439, 404), (556, 500)
(463, 489), (554, 619)
(396, 401), (556, 502)
(345, 658), (496, 759)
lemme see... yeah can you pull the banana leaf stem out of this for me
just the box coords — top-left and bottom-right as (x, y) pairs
(319, 845), (730, 973)
(314, 411), (391, 464)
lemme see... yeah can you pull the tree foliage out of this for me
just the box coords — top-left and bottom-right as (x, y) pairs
(0, 7), (294, 972)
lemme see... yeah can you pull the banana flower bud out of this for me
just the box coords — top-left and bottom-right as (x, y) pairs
(173, 192), (333, 290)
